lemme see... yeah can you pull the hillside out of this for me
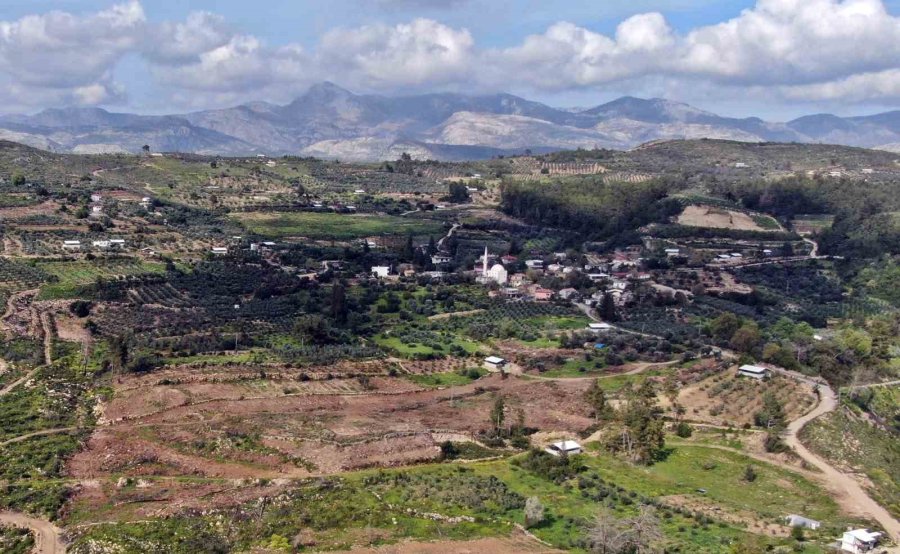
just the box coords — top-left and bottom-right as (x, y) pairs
(2, 83), (900, 160)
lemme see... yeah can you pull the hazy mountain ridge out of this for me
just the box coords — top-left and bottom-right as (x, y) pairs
(1, 82), (898, 160)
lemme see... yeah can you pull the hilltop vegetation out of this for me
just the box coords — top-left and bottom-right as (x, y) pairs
(0, 138), (897, 553)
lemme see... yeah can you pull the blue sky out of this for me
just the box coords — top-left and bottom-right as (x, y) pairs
(1, 0), (900, 119)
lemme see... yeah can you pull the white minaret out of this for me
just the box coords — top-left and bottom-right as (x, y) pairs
(483, 246), (489, 275)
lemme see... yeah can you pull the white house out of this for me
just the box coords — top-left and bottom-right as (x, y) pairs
(738, 365), (769, 380)
(109, 239), (125, 248)
(841, 529), (882, 553)
(525, 259), (544, 270)
(431, 254), (452, 265)
(371, 266), (391, 278)
(784, 514), (820, 530)
(92, 240), (110, 249)
(62, 240), (81, 250)
(211, 247), (229, 255)
(734, 162), (748, 168)
(664, 248), (681, 257)
(545, 440), (582, 457)
(484, 356), (507, 372)
(558, 288), (578, 300)
(588, 322), (613, 333)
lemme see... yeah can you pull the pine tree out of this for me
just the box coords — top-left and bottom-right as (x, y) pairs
(490, 395), (506, 432)
(600, 293), (618, 322)
(585, 379), (610, 421)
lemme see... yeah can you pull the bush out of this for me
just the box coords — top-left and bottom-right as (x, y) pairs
(743, 465), (758, 482)
(675, 422), (693, 438)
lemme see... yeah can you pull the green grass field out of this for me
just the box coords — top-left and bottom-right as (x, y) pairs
(407, 368), (486, 388)
(751, 214), (781, 230)
(65, 440), (843, 553)
(375, 334), (482, 357)
(35, 259), (167, 299)
(232, 211), (444, 240)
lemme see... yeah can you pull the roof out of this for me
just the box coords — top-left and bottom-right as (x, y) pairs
(785, 514), (819, 524)
(845, 529), (882, 542)
(739, 365), (767, 374)
(551, 440), (582, 451)
(589, 322), (612, 329)
(484, 356), (505, 364)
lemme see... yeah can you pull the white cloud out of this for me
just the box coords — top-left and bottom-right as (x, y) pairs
(151, 35), (310, 93)
(484, 0), (900, 103)
(780, 69), (900, 102)
(0, 0), (142, 107)
(144, 12), (233, 66)
(318, 19), (474, 88)
(679, 0), (900, 85)
(1, 0), (900, 111)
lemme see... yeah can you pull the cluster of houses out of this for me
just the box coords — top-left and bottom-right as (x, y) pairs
(62, 238), (127, 251)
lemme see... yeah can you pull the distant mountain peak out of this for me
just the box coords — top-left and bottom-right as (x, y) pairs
(0, 83), (897, 159)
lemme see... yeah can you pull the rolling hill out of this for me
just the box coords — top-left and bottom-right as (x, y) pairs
(1, 82), (899, 161)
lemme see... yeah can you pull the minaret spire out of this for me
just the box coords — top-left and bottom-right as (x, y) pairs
(483, 246), (489, 276)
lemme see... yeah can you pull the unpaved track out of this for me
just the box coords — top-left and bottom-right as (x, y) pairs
(526, 360), (678, 382)
(0, 511), (66, 553)
(0, 356), (67, 553)
(575, 300), (899, 540)
(0, 427), (79, 448)
(785, 385), (900, 541)
(0, 368), (39, 398)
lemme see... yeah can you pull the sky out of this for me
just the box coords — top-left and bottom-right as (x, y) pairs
(1, 0), (900, 120)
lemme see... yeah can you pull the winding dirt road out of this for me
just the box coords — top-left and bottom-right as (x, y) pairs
(0, 511), (66, 553)
(784, 385), (900, 541)
(0, 356), (68, 553)
(575, 300), (899, 540)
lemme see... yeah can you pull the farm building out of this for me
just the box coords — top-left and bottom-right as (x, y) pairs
(588, 322), (613, 332)
(62, 240), (81, 250)
(784, 514), (820, 530)
(738, 365), (769, 380)
(558, 288), (578, 300)
(841, 529), (882, 553)
(545, 440), (582, 457)
(484, 356), (507, 372)
(211, 247), (229, 255)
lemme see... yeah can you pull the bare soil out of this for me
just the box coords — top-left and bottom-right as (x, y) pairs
(677, 205), (771, 231)
(671, 370), (817, 427)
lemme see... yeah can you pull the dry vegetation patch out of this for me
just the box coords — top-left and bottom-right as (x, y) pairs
(677, 205), (777, 231)
(675, 370), (817, 427)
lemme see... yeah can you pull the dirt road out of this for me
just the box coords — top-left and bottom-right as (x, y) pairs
(526, 360), (678, 382)
(0, 512), (66, 554)
(0, 427), (79, 448)
(0, 368), (38, 398)
(784, 385), (900, 541)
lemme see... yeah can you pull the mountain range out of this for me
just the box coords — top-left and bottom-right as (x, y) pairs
(1, 82), (899, 161)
